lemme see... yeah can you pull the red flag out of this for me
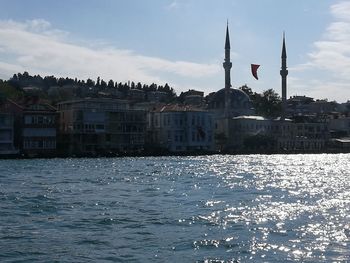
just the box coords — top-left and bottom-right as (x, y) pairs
(251, 64), (260, 80)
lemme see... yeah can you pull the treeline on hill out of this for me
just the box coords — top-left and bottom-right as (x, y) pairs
(0, 72), (282, 118)
(0, 72), (176, 104)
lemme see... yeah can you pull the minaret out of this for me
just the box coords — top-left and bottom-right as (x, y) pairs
(280, 33), (288, 119)
(223, 22), (232, 117)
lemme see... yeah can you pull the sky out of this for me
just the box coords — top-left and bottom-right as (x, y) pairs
(0, 0), (349, 102)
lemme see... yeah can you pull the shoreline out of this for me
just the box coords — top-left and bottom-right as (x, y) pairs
(1, 148), (350, 159)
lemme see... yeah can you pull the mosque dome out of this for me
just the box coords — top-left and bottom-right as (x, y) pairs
(208, 88), (254, 117)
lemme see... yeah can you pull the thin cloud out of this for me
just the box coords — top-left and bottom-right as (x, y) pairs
(0, 19), (220, 89)
(166, 1), (179, 10)
(292, 1), (350, 102)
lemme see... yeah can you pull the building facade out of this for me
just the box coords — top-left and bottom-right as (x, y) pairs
(0, 113), (18, 155)
(215, 116), (295, 152)
(58, 98), (146, 155)
(147, 105), (214, 152)
(21, 101), (58, 156)
(0, 97), (57, 156)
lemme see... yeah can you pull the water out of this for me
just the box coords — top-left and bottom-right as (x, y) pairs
(0, 154), (349, 262)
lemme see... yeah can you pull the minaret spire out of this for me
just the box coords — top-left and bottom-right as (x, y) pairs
(280, 32), (288, 120)
(223, 22), (232, 117)
(225, 21), (230, 50)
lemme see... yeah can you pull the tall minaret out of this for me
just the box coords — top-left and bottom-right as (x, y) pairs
(280, 33), (288, 119)
(223, 22), (232, 117)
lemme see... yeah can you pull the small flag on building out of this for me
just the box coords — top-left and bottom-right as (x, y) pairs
(251, 64), (260, 80)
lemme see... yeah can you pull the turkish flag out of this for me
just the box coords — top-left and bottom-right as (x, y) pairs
(251, 64), (260, 80)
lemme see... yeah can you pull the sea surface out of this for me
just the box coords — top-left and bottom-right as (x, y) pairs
(0, 154), (349, 262)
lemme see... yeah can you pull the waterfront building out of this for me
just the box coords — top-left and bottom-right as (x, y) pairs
(147, 104), (214, 152)
(0, 98), (22, 152)
(0, 97), (57, 156)
(0, 113), (18, 155)
(292, 115), (329, 151)
(329, 115), (350, 137)
(21, 99), (58, 156)
(216, 115), (295, 152)
(58, 98), (146, 155)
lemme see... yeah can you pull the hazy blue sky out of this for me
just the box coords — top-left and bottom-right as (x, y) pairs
(0, 0), (349, 102)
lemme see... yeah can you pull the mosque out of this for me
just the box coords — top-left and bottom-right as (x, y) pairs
(207, 24), (255, 118)
(210, 24), (296, 152)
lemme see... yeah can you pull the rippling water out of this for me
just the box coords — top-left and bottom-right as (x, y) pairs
(0, 154), (350, 262)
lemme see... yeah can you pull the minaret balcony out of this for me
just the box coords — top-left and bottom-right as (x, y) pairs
(280, 70), (288, 76)
(223, 62), (232, 68)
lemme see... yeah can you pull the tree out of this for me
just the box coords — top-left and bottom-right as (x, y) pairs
(254, 89), (282, 117)
(86, 78), (95, 87)
(96, 77), (101, 87)
(0, 81), (24, 101)
(239, 84), (253, 98)
(100, 79), (107, 89)
(107, 79), (114, 89)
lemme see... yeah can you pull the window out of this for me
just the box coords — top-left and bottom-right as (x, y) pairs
(38, 116), (43, 124)
(25, 116), (32, 124)
(168, 131), (171, 140)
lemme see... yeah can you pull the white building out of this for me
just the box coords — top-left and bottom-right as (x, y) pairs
(215, 115), (295, 152)
(147, 104), (214, 152)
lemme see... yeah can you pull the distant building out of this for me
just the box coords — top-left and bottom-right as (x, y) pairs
(58, 98), (146, 155)
(182, 89), (205, 106)
(184, 95), (203, 106)
(128, 89), (145, 101)
(147, 104), (214, 152)
(286, 96), (314, 116)
(146, 91), (168, 102)
(309, 100), (338, 114)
